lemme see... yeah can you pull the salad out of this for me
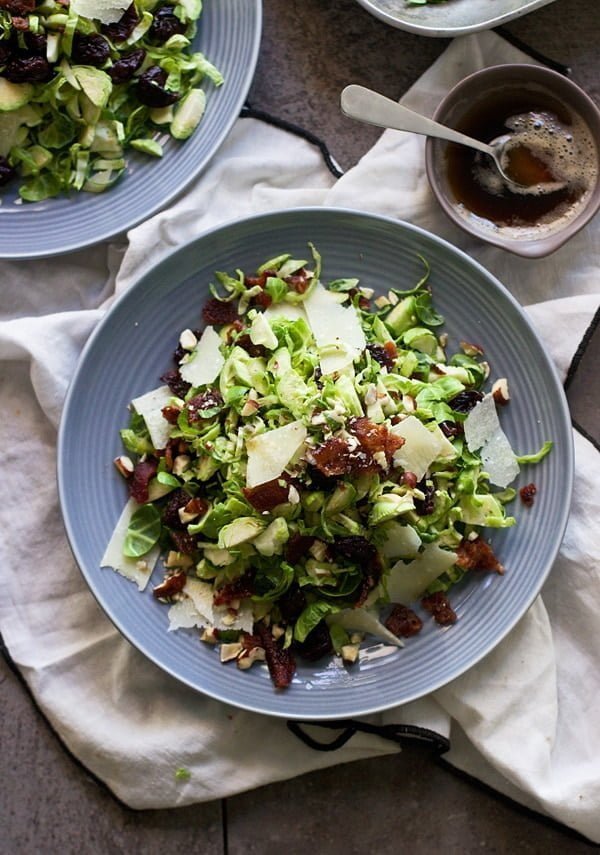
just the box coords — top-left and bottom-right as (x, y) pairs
(0, 0), (221, 201)
(102, 246), (551, 689)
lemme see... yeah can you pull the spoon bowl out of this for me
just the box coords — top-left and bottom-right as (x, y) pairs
(340, 84), (564, 193)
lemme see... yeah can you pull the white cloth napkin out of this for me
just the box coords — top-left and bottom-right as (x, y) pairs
(1, 30), (599, 841)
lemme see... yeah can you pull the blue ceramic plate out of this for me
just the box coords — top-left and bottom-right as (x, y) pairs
(355, 0), (557, 37)
(0, 0), (261, 260)
(58, 208), (573, 720)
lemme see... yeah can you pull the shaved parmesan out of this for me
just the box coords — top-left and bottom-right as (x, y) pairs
(71, 0), (130, 25)
(303, 282), (366, 375)
(183, 578), (214, 624)
(100, 499), (159, 590)
(168, 598), (206, 631)
(387, 543), (457, 604)
(180, 325), (224, 388)
(380, 521), (422, 560)
(465, 394), (520, 488)
(390, 415), (443, 480)
(245, 420), (307, 487)
(131, 385), (173, 450)
(214, 601), (254, 633)
(329, 609), (404, 648)
(428, 424), (458, 460)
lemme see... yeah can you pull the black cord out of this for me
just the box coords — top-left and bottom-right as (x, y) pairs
(240, 102), (344, 179)
(493, 27), (571, 76)
(564, 303), (600, 392)
(287, 719), (449, 755)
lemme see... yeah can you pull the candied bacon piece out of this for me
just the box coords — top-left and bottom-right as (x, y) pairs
(202, 297), (238, 326)
(256, 623), (296, 689)
(285, 268), (311, 294)
(348, 417), (405, 466)
(0, 0), (35, 12)
(421, 592), (457, 626)
(456, 537), (503, 574)
(153, 571), (187, 599)
(251, 290), (272, 309)
(385, 604), (423, 638)
(294, 621), (333, 662)
(244, 269), (273, 288)
(128, 459), (158, 503)
(185, 389), (223, 423)
(243, 476), (291, 513)
(284, 534), (315, 567)
(169, 529), (199, 555)
(308, 436), (359, 477)
(520, 483), (537, 507)
(213, 570), (256, 606)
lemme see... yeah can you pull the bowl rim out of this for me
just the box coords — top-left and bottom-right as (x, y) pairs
(424, 63), (600, 258)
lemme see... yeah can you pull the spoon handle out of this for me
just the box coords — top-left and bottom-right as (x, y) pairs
(341, 84), (495, 157)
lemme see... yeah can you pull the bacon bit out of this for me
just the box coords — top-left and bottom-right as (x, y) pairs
(385, 604), (423, 638)
(213, 570), (256, 606)
(202, 298), (238, 326)
(243, 476), (292, 513)
(349, 417), (404, 466)
(185, 389), (223, 423)
(520, 483), (537, 507)
(308, 419), (405, 479)
(285, 533), (315, 566)
(169, 529), (199, 555)
(183, 496), (208, 518)
(236, 333), (267, 358)
(421, 592), (457, 626)
(285, 268), (311, 294)
(256, 623), (296, 689)
(244, 269), (274, 288)
(293, 621), (333, 662)
(251, 290), (272, 309)
(0, 0), (35, 13)
(456, 536), (504, 574)
(161, 405), (180, 425)
(163, 437), (189, 472)
(128, 458), (158, 503)
(152, 571), (187, 599)
(160, 369), (191, 399)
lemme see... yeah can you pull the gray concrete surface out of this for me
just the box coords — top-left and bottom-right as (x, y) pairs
(2, 0), (599, 852)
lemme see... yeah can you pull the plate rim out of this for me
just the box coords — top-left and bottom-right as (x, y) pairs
(0, 0), (263, 261)
(354, 0), (556, 37)
(57, 206), (574, 720)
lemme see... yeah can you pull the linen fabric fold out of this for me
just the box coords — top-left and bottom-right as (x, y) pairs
(1, 30), (599, 842)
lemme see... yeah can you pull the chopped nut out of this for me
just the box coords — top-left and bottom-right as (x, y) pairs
(179, 328), (198, 351)
(309, 539), (328, 561)
(172, 454), (191, 476)
(438, 333), (448, 348)
(364, 384), (378, 406)
(360, 287), (375, 299)
(220, 642), (244, 662)
(481, 361), (491, 381)
(220, 611), (237, 627)
(114, 455), (134, 478)
(271, 624), (285, 640)
(135, 559), (150, 574)
(492, 377), (510, 405)
(237, 647), (266, 669)
(340, 643), (360, 664)
(373, 450), (388, 471)
(401, 394), (416, 412)
(200, 628), (218, 644)
(349, 632), (364, 644)
(178, 497), (205, 525)
(460, 340), (484, 357)
(287, 485), (300, 505)
(374, 295), (390, 309)
(387, 291), (399, 305)
(241, 398), (260, 417)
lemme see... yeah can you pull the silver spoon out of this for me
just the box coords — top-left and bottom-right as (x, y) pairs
(340, 84), (564, 193)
